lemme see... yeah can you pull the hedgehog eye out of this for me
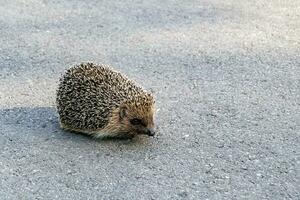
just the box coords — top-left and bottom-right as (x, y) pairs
(130, 118), (142, 126)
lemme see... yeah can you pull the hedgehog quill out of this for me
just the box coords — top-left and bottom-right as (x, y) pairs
(56, 63), (156, 139)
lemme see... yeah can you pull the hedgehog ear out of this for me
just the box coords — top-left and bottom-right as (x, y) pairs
(119, 106), (127, 119)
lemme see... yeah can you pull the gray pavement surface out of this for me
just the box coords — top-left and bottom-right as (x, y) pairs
(0, 0), (299, 199)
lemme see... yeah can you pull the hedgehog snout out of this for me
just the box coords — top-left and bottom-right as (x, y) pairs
(145, 128), (155, 136)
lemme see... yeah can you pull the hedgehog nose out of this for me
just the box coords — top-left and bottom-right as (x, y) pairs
(146, 128), (155, 136)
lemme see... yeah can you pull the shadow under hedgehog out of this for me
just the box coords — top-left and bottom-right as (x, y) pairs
(56, 63), (156, 139)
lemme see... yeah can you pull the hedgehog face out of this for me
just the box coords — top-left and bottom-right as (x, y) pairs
(119, 101), (155, 136)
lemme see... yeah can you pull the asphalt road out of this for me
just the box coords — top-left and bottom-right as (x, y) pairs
(0, 0), (299, 199)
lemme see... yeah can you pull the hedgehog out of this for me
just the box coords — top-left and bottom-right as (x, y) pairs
(56, 63), (156, 139)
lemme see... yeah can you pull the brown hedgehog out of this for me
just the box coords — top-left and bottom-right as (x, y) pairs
(56, 63), (156, 139)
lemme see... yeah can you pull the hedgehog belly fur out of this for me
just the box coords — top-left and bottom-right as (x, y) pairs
(59, 107), (133, 138)
(59, 120), (121, 138)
